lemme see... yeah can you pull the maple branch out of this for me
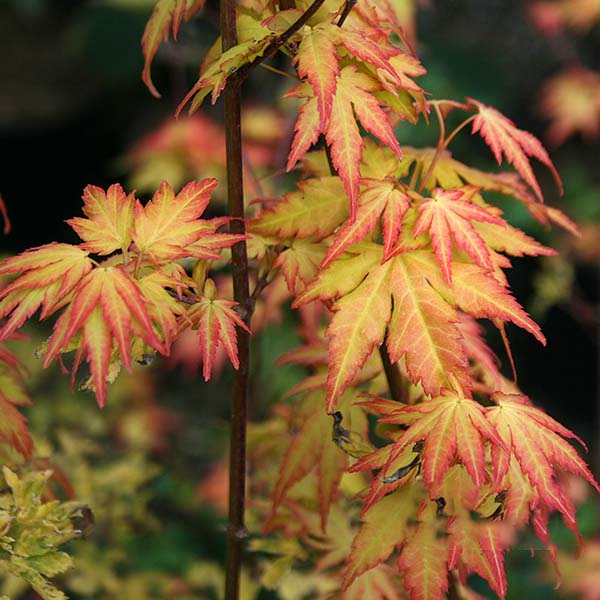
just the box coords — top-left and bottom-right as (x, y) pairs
(239, 0), (328, 79)
(221, 1), (251, 599)
(336, 0), (357, 27)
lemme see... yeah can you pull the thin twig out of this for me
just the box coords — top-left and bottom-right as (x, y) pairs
(336, 0), (356, 27)
(239, 0), (327, 80)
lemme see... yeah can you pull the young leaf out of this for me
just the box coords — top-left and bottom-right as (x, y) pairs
(379, 390), (504, 490)
(184, 280), (250, 381)
(322, 180), (411, 267)
(67, 183), (135, 255)
(0, 244), (93, 340)
(467, 98), (563, 201)
(132, 179), (241, 262)
(487, 393), (600, 530)
(42, 267), (166, 406)
(413, 187), (504, 283)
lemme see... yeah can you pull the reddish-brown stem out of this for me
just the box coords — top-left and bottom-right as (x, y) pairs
(239, 0), (327, 79)
(417, 103), (446, 193)
(417, 106), (476, 194)
(337, 0), (357, 27)
(221, 1), (251, 599)
(380, 340), (407, 403)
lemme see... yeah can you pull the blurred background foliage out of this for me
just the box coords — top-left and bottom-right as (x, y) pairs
(0, 0), (599, 598)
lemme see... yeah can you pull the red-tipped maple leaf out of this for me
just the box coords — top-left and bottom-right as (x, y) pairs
(413, 187), (504, 283)
(397, 503), (450, 600)
(379, 390), (505, 490)
(142, 0), (205, 98)
(184, 279), (249, 380)
(42, 267), (166, 406)
(322, 179), (411, 267)
(0, 244), (93, 341)
(132, 179), (242, 262)
(67, 183), (135, 255)
(467, 98), (563, 201)
(288, 65), (402, 220)
(487, 393), (600, 532)
(0, 341), (32, 458)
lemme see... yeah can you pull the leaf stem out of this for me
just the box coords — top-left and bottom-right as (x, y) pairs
(221, 1), (251, 599)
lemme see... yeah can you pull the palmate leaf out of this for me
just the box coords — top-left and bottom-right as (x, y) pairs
(67, 183), (135, 255)
(42, 267), (166, 407)
(132, 179), (234, 262)
(0, 244), (93, 340)
(184, 279), (250, 381)
(487, 393), (600, 533)
(142, 0), (205, 98)
(322, 179), (411, 267)
(0, 342), (32, 458)
(288, 66), (403, 220)
(413, 187), (504, 284)
(467, 98), (563, 201)
(378, 390), (505, 490)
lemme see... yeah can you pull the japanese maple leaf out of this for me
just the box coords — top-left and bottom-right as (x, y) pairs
(142, 0), (205, 97)
(288, 66), (402, 220)
(42, 266), (166, 406)
(397, 503), (450, 600)
(0, 244), (93, 341)
(67, 183), (135, 255)
(250, 177), (348, 241)
(487, 393), (600, 531)
(271, 390), (364, 530)
(0, 341), (32, 458)
(322, 179), (411, 267)
(343, 486), (420, 589)
(413, 187), (504, 284)
(294, 24), (339, 130)
(296, 246), (470, 411)
(184, 279), (250, 380)
(132, 179), (242, 262)
(379, 390), (504, 490)
(467, 98), (563, 201)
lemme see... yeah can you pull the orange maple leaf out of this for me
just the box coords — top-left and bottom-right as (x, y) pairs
(67, 183), (135, 255)
(378, 390), (505, 490)
(0, 244), (93, 341)
(142, 0), (205, 98)
(413, 186), (504, 283)
(467, 98), (563, 201)
(288, 66), (402, 220)
(42, 267), (167, 406)
(184, 279), (250, 381)
(488, 393), (600, 533)
(322, 179), (411, 267)
(132, 179), (242, 262)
